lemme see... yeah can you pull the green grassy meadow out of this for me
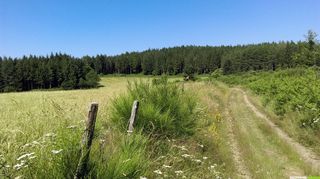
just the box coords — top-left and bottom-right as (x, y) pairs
(1, 73), (319, 178)
(0, 76), (224, 178)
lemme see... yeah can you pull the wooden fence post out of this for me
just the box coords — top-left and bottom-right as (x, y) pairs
(127, 100), (139, 134)
(74, 102), (99, 179)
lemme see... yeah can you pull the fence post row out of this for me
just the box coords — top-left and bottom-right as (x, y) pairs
(74, 102), (99, 179)
(127, 100), (139, 134)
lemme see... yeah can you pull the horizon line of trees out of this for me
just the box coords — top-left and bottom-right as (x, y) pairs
(0, 30), (319, 92)
(0, 55), (100, 92)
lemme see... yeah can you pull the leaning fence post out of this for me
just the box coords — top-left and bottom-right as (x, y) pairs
(74, 102), (99, 179)
(127, 100), (139, 134)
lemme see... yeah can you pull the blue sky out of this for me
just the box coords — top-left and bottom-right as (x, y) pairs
(0, 0), (319, 57)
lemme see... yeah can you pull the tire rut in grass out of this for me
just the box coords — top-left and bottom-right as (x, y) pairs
(224, 92), (251, 179)
(236, 88), (320, 173)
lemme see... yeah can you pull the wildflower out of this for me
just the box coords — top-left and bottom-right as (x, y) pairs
(162, 164), (172, 168)
(29, 156), (36, 160)
(13, 160), (26, 170)
(22, 143), (31, 148)
(209, 164), (217, 170)
(45, 133), (56, 137)
(5, 164), (10, 168)
(14, 176), (22, 179)
(140, 177), (147, 179)
(197, 143), (204, 148)
(32, 141), (41, 145)
(153, 169), (163, 175)
(51, 149), (63, 154)
(178, 146), (188, 151)
(17, 152), (35, 161)
(67, 125), (77, 129)
(175, 170), (183, 175)
(192, 159), (202, 163)
(203, 156), (208, 160)
(181, 154), (193, 158)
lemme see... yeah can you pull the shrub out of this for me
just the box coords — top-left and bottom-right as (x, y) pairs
(210, 68), (223, 78)
(79, 69), (100, 88)
(110, 77), (198, 138)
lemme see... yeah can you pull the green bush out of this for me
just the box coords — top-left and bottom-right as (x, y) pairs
(79, 69), (100, 88)
(110, 78), (198, 138)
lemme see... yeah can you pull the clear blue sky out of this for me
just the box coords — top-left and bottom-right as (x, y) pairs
(0, 0), (319, 58)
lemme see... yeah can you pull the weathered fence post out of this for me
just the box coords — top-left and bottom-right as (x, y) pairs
(127, 100), (139, 134)
(74, 102), (99, 179)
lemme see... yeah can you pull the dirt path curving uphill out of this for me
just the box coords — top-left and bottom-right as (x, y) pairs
(237, 88), (320, 173)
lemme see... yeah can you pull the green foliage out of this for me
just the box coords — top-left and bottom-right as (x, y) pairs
(78, 69), (100, 88)
(211, 68), (223, 78)
(217, 67), (320, 130)
(110, 78), (197, 138)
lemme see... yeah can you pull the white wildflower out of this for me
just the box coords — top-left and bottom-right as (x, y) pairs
(197, 143), (204, 148)
(13, 160), (26, 170)
(162, 164), (172, 168)
(5, 164), (10, 168)
(45, 133), (56, 137)
(181, 154), (193, 158)
(178, 146), (188, 151)
(23, 141), (40, 148)
(153, 169), (163, 175)
(51, 149), (63, 154)
(29, 156), (36, 160)
(192, 159), (202, 163)
(175, 170), (183, 175)
(66, 125), (77, 129)
(22, 143), (31, 148)
(209, 164), (217, 170)
(14, 176), (22, 179)
(17, 152), (35, 161)
(140, 177), (147, 179)
(32, 141), (40, 145)
(203, 156), (208, 160)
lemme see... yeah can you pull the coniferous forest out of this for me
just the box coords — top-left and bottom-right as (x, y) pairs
(0, 31), (319, 92)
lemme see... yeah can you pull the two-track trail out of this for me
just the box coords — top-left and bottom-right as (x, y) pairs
(195, 81), (320, 178)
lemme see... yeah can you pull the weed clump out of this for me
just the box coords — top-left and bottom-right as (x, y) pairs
(110, 77), (197, 138)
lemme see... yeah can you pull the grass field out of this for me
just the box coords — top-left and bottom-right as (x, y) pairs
(0, 76), (225, 178)
(0, 77), (140, 178)
(1, 75), (319, 178)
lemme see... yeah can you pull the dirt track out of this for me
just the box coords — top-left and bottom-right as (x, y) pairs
(199, 82), (320, 178)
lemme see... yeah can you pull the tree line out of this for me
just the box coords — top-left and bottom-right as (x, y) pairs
(0, 54), (100, 92)
(0, 30), (319, 92)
